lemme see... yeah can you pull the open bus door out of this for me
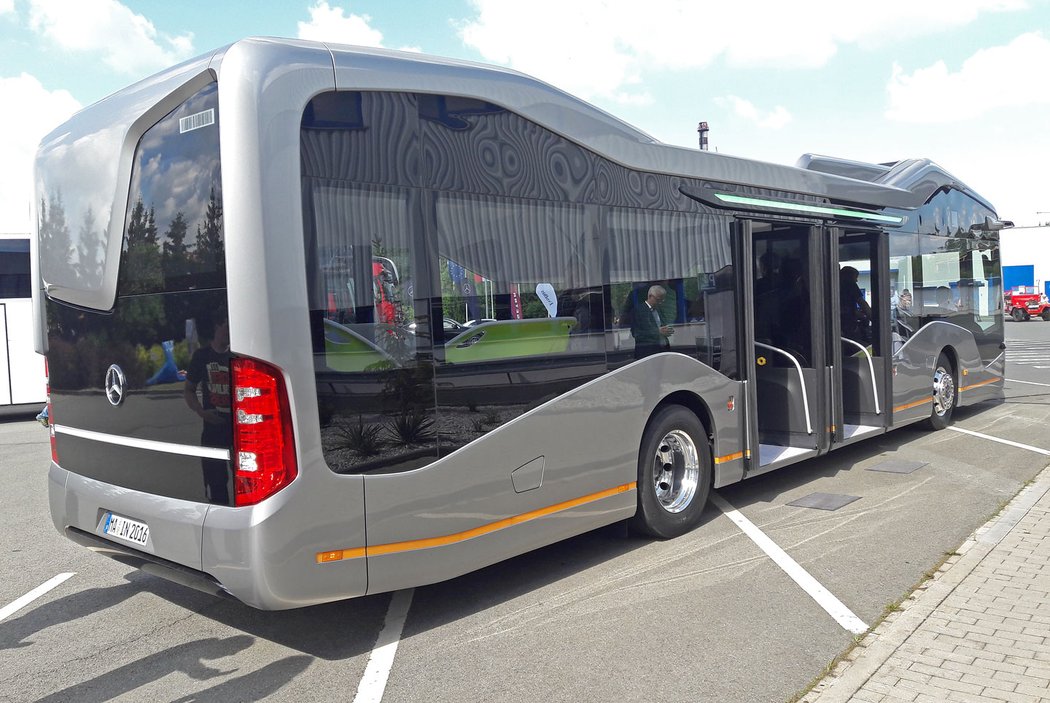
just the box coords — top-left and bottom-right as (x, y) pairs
(739, 220), (828, 474)
(738, 220), (892, 477)
(832, 229), (891, 444)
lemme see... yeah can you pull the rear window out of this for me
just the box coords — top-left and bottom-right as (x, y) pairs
(118, 82), (224, 295)
(0, 239), (31, 299)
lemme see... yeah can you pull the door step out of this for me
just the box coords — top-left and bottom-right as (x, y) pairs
(758, 444), (813, 467)
(843, 424), (881, 439)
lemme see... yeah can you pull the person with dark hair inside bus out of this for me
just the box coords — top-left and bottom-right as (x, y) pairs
(630, 284), (674, 359)
(183, 311), (232, 504)
(840, 266), (872, 343)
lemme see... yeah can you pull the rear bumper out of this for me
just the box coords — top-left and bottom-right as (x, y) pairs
(64, 527), (233, 601)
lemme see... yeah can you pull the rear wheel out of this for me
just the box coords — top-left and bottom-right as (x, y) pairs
(630, 406), (711, 539)
(926, 352), (956, 430)
(1012, 308), (1026, 322)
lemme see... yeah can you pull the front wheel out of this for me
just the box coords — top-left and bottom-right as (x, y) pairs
(630, 406), (711, 539)
(925, 352), (956, 430)
(1042, 310), (1050, 322)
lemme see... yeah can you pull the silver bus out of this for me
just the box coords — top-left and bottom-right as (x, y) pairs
(35, 37), (1007, 609)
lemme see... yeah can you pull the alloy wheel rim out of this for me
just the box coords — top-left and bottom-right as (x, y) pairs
(933, 366), (955, 417)
(653, 430), (700, 513)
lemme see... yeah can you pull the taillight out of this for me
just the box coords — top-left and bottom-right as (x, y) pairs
(45, 357), (57, 463)
(231, 357), (297, 506)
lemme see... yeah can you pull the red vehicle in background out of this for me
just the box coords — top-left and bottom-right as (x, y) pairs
(1004, 286), (1050, 321)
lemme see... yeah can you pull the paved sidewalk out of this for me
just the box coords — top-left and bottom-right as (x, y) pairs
(803, 461), (1050, 703)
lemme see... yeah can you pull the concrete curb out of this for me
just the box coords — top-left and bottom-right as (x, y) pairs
(801, 461), (1050, 703)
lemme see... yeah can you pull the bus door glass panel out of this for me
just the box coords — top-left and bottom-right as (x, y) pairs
(968, 244), (1004, 364)
(432, 193), (605, 457)
(606, 209), (737, 377)
(750, 224), (819, 455)
(838, 233), (885, 431)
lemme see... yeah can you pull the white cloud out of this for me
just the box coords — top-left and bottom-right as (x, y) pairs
(0, 73), (80, 233)
(459, 0), (1026, 101)
(886, 32), (1050, 123)
(0, 0), (14, 15)
(27, 0), (195, 76)
(297, 1), (385, 46)
(715, 96), (792, 130)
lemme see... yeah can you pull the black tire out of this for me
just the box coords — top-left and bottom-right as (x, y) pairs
(1011, 308), (1026, 322)
(1042, 310), (1050, 322)
(925, 352), (956, 430)
(629, 406), (711, 539)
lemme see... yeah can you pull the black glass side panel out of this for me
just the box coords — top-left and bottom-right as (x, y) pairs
(54, 434), (225, 504)
(302, 90), (747, 474)
(47, 288), (232, 504)
(431, 192), (606, 456)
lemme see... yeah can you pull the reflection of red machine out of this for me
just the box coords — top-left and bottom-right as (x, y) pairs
(322, 253), (401, 325)
(1004, 286), (1050, 321)
(372, 256), (399, 324)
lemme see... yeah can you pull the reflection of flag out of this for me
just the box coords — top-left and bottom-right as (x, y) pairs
(448, 260), (479, 320)
(510, 283), (523, 319)
(448, 260), (464, 286)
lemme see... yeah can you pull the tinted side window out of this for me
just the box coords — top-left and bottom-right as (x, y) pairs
(435, 193), (600, 361)
(607, 209), (737, 376)
(119, 82), (224, 295)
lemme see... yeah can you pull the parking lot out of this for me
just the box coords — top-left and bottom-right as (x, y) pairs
(2, 321), (1049, 703)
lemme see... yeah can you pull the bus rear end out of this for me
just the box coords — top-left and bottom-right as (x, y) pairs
(34, 47), (346, 609)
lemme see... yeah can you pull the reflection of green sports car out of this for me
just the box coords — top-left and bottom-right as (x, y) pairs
(444, 318), (576, 363)
(323, 319), (397, 372)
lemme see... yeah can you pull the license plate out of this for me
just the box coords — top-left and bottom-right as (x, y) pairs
(102, 512), (150, 547)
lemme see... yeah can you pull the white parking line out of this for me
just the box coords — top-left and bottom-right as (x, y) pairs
(353, 588), (414, 703)
(0, 573), (76, 622)
(1007, 378), (1050, 387)
(947, 427), (1050, 456)
(710, 493), (869, 635)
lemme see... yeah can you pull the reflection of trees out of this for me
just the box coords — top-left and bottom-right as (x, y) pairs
(75, 208), (103, 285)
(39, 193), (73, 271)
(162, 212), (191, 282)
(195, 187), (224, 277)
(43, 185), (227, 390)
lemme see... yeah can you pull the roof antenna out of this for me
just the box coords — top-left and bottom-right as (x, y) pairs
(697, 121), (709, 151)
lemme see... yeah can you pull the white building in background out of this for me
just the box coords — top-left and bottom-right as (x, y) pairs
(1, 232), (46, 408)
(1000, 225), (1050, 296)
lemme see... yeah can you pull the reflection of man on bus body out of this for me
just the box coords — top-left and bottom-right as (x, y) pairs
(183, 314), (232, 504)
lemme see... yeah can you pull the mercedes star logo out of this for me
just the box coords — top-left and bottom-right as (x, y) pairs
(105, 364), (127, 407)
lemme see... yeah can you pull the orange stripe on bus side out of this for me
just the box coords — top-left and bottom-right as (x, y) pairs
(316, 482), (637, 564)
(893, 398), (932, 413)
(960, 376), (1002, 392)
(714, 451), (744, 464)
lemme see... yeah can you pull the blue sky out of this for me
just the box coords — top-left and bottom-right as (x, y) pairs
(2, 0), (1048, 233)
